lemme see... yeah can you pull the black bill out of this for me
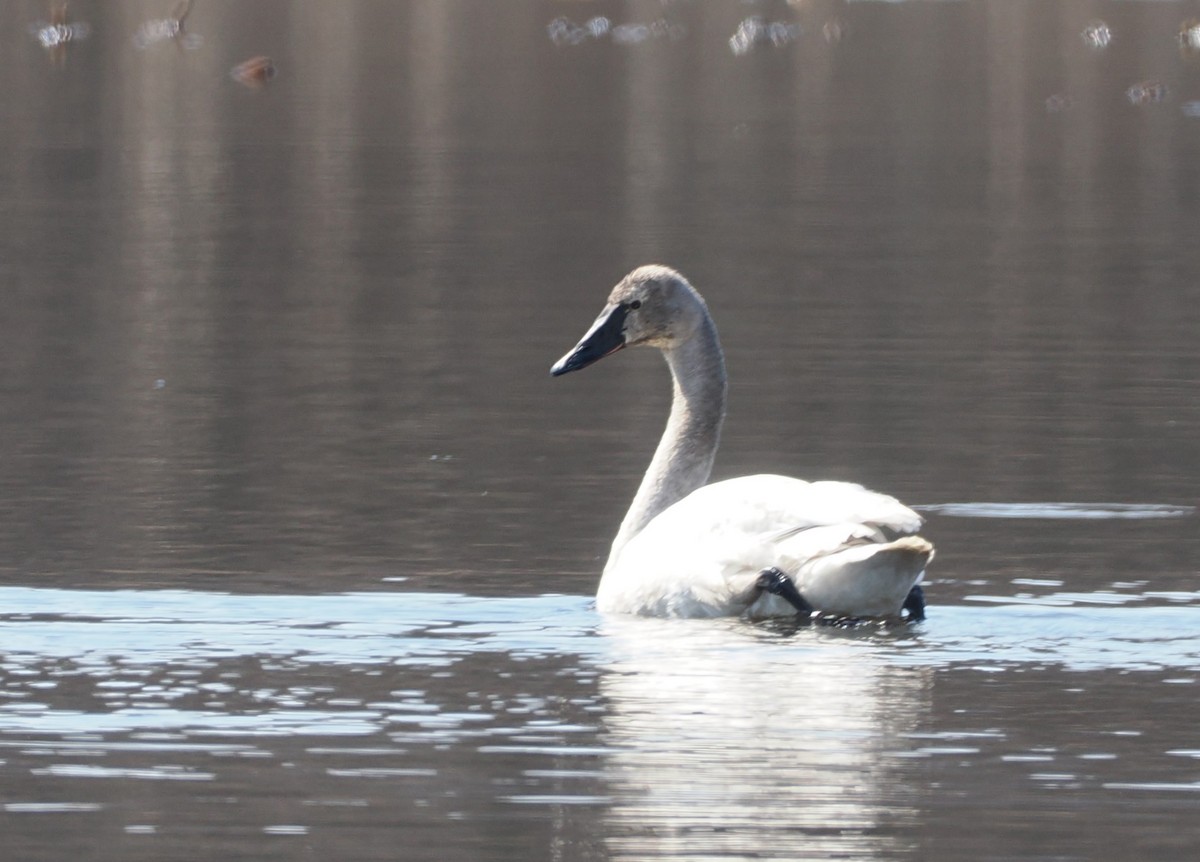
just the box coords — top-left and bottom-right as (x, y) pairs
(550, 303), (629, 376)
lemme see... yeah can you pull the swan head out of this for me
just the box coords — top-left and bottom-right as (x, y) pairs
(551, 265), (709, 376)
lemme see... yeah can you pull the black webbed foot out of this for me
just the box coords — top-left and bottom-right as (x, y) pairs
(755, 567), (815, 617)
(902, 584), (926, 622)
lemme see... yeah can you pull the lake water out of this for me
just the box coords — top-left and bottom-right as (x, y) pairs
(2, 1), (1199, 859)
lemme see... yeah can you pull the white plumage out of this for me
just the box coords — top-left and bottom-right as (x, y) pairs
(552, 265), (933, 620)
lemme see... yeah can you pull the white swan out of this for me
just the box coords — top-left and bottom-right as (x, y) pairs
(551, 264), (933, 621)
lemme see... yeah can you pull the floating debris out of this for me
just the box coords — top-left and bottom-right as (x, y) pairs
(231, 55), (276, 87)
(821, 19), (846, 46)
(1180, 19), (1200, 54)
(729, 16), (802, 56)
(584, 16), (610, 39)
(1080, 19), (1112, 50)
(133, 0), (202, 51)
(1126, 80), (1168, 106)
(33, 19), (89, 49)
(547, 16), (594, 46)
(547, 15), (683, 47)
(1044, 93), (1073, 113)
(29, 1), (89, 61)
(611, 23), (652, 45)
(1181, 101), (1200, 118)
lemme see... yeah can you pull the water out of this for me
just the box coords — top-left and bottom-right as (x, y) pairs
(2, 0), (1199, 859)
(4, 588), (1200, 859)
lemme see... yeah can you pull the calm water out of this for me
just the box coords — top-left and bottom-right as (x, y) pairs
(2, 0), (1199, 859)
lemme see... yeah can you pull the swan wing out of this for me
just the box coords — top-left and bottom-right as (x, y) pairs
(598, 474), (930, 618)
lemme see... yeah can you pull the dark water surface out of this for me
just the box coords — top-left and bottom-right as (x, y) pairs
(2, 1), (1199, 859)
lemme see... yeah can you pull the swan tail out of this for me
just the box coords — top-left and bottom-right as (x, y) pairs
(889, 535), (935, 567)
(796, 536), (934, 618)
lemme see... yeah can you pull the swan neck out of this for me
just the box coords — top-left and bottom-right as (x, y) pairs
(606, 315), (726, 569)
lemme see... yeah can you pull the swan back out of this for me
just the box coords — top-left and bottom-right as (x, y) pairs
(601, 475), (929, 617)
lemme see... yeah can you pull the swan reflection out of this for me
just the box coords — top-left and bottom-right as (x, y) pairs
(596, 616), (931, 860)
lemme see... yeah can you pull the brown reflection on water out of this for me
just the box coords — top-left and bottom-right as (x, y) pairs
(1, 1), (1200, 859)
(1, 0), (1196, 597)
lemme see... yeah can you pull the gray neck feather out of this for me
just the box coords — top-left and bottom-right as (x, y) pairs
(605, 314), (727, 571)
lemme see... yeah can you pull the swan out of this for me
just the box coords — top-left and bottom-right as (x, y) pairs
(550, 264), (933, 621)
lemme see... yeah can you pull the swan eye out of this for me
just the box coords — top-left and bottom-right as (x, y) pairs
(629, 300), (642, 310)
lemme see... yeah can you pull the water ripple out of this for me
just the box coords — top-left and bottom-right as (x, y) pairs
(1, 587), (1198, 700)
(918, 502), (1195, 520)
(3, 588), (1199, 859)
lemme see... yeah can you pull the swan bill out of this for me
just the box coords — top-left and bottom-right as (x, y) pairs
(551, 303), (628, 376)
